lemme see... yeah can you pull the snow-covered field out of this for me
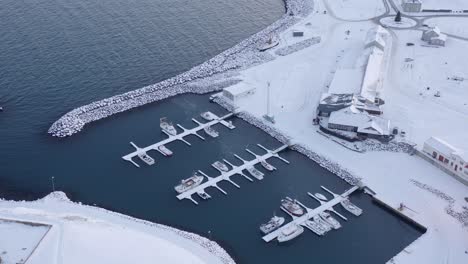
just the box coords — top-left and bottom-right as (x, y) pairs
(0, 192), (234, 264)
(0, 219), (49, 264)
(425, 17), (468, 38)
(325, 0), (386, 20)
(420, 0), (468, 10)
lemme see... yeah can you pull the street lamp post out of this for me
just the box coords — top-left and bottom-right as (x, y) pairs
(51, 176), (55, 192)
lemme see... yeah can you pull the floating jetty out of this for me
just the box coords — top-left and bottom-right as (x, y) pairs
(122, 112), (235, 167)
(176, 144), (290, 205)
(262, 186), (360, 242)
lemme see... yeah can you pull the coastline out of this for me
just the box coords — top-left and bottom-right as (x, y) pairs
(48, 0), (314, 137)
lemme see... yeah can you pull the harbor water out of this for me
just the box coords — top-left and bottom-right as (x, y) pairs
(0, 0), (423, 263)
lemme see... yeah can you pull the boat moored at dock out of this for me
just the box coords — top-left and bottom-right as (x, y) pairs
(203, 126), (219, 138)
(320, 211), (341, 230)
(158, 145), (173, 156)
(340, 198), (363, 216)
(260, 160), (276, 171)
(277, 224), (304, 243)
(212, 161), (229, 172)
(160, 117), (177, 136)
(197, 191), (211, 200)
(246, 166), (264, 180)
(175, 173), (204, 194)
(281, 197), (305, 216)
(200, 111), (215, 121)
(304, 219), (327, 236)
(260, 215), (285, 234)
(315, 193), (328, 201)
(137, 152), (155, 165)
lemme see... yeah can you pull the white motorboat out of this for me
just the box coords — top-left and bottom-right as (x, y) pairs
(197, 191), (211, 200)
(138, 152), (155, 165)
(158, 145), (173, 156)
(203, 126), (219, 138)
(223, 120), (235, 129)
(246, 166), (264, 180)
(160, 117), (177, 136)
(315, 193), (328, 201)
(313, 215), (331, 232)
(304, 220), (326, 236)
(340, 198), (363, 216)
(174, 173), (204, 194)
(277, 225), (304, 243)
(281, 198), (305, 216)
(260, 216), (285, 234)
(200, 111), (215, 121)
(212, 161), (229, 172)
(320, 211), (341, 230)
(260, 160), (276, 171)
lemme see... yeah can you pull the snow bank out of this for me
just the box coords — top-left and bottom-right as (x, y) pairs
(48, 0), (315, 137)
(274, 36), (321, 56)
(0, 192), (235, 264)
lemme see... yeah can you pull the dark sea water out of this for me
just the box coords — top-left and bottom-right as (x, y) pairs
(0, 0), (422, 263)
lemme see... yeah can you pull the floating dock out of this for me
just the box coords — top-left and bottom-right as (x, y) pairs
(122, 112), (235, 167)
(176, 144), (290, 205)
(262, 186), (359, 242)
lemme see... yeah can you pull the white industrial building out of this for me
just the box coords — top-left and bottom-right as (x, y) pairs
(422, 137), (468, 182)
(421, 26), (447, 46)
(402, 0), (422, 13)
(222, 85), (255, 102)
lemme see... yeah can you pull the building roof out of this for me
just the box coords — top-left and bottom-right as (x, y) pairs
(328, 106), (391, 136)
(425, 137), (467, 161)
(360, 46), (384, 103)
(365, 26), (387, 51)
(318, 93), (354, 113)
(431, 33), (447, 42)
(424, 26), (441, 36)
(223, 84), (255, 97)
(328, 68), (364, 95)
(404, 0), (422, 4)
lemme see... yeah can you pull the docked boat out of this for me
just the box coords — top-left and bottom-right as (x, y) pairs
(320, 211), (341, 230)
(340, 198), (363, 216)
(281, 198), (305, 216)
(246, 166), (264, 180)
(260, 160), (276, 171)
(203, 126), (219, 138)
(160, 117), (177, 136)
(313, 215), (332, 232)
(138, 152), (155, 165)
(315, 193), (328, 201)
(277, 225), (304, 243)
(212, 161), (229, 172)
(304, 220), (326, 236)
(158, 145), (173, 156)
(260, 215), (285, 234)
(200, 111), (215, 121)
(197, 191), (211, 200)
(258, 35), (279, 52)
(174, 173), (204, 194)
(223, 120), (235, 129)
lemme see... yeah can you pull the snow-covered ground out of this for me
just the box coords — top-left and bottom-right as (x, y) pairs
(424, 17), (468, 38)
(325, 0), (386, 20)
(0, 192), (234, 264)
(420, 0), (468, 10)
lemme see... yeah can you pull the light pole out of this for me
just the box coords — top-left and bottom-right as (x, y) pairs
(51, 176), (55, 192)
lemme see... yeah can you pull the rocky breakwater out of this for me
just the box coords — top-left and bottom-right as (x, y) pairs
(49, 0), (314, 137)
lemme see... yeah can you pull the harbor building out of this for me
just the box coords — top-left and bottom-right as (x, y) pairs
(222, 84), (256, 103)
(402, 0), (422, 13)
(422, 137), (468, 183)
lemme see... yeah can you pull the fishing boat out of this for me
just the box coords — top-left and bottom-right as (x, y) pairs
(320, 211), (341, 230)
(200, 111), (215, 121)
(340, 198), (363, 216)
(158, 145), (173, 156)
(277, 225), (304, 243)
(260, 215), (285, 234)
(212, 161), (229, 172)
(246, 166), (264, 180)
(223, 120), (235, 129)
(313, 215), (332, 232)
(197, 191), (211, 200)
(259, 35), (279, 52)
(160, 117), (177, 136)
(315, 193), (328, 201)
(260, 160), (276, 171)
(137, 152), (155, 165)
(304, 220), (326, 236)
(281, 197), (305, 216)
(174, 173), (204, 194)
(203, 126), (219, 138)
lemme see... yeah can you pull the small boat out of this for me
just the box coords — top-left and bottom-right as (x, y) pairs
(315, 193), (328, 201)
(247, 166), (264, 180)
(222, 120), (235, 129)
(197, 191), (211, 200)
(304, 220), (326, 236)
(212, 161), (229, 172)
(260, 215), (285, 234)
(320, 211), (341, 230)
(277, 225), (304, 243)
(158, 145), (173, 156)
(340, 198), (363, 216)
(138, 152), (155, 165)
(260, 160), (276, 171)
(200, 111), (215, 121)
(203, 126), (219, 138)
(174, 173), (204, 194)
(281, 198), (305, 216)
(160, 117), (177, 136)
(313, 215), (331, 232)
(0, 106), (3, 111)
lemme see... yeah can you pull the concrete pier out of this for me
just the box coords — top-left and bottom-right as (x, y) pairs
(122, 112), (234, 167)
(176, 144), (289, 205)
(262, 186), (359, 242)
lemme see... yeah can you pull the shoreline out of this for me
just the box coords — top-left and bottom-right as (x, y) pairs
(48, 0), (314, 138)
